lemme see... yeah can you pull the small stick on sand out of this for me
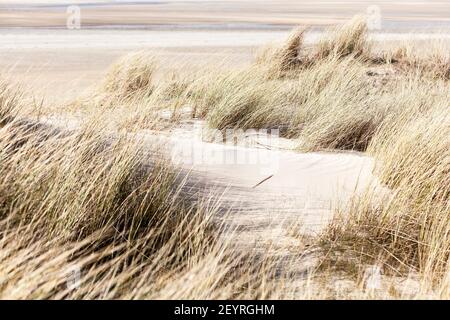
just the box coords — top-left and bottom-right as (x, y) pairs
(252, 174), (274, 188)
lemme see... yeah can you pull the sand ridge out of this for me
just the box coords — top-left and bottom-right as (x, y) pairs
(43, 115), (381, 251)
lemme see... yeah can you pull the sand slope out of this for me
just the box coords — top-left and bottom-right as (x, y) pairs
(163, 124), (378, 248)
(44, 116), (380, 252)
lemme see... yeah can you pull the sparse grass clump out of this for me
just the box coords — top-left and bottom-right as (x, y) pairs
(100, 51), (156, 103)
(2, 14), (450, 299)
(256, 27), (308, 77)
(0, 79), (22, 126)
(315, 15), (370, 61)
(382, 40), (450, 80)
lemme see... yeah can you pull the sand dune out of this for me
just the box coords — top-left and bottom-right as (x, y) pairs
(43, 116), (380, 251)
(2, 8), (448, 297)
(168, 123), (379, 244)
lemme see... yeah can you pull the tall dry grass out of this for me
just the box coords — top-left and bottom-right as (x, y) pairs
(0, 91), (309, 299)
(379, 40), (450, 80)
(168, 17), (449, 152)
(314, 15), (370, 61)
(0, 95), (222, 298)
(1, 15), (449, 299)
(317, 94), (449, 297)
(0, 79), (22, 126)
(100, 51), (156, 102)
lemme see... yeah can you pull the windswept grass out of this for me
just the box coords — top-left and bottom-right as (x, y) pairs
(0, 79), (22, 126)
(1, 15), (449, 299)
(0, 100), (224, 298)
(80, 17), (447, 153)
(99, 51), (157, 104)
(314, 15), (370, 61)
(318, 100), (450, 297)
(379, 40), (450, 80)
(177, 17), (449, 152)
(256, 26), (308, 76)
(0, 95), (306, 299)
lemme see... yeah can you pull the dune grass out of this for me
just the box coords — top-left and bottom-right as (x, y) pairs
(169, 17), (449, 152)
(379, 40), (450, 80)
(0, 96), (307, 299)
(314, 15), (370, 61)
(1, 15), (449, 299)
(0, 89), (222, 298)
(82, 17), (448, 152)
(319, 105), (449, 295)
(0, 117), (218, 299)
(100, 51), (157, 102)
(0, 79), (22, 126)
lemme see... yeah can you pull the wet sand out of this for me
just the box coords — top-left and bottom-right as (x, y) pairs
(1, 0), (450, 30)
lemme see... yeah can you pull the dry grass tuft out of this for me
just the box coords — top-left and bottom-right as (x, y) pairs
(100, 51), (156, 102)
(187, 55), (449, 152)
(318, 103), (450, 296)
(2, 15), (450, 299)
(380, 41), (450, 80)
(0, 79), (22, 126)
(257, 27), (308, 76)
(0, 117), (224, 298)
(315, 15), (370, 61)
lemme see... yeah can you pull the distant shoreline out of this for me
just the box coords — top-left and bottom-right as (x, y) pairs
(1, 22), (450, 33)
(1, 0), (449, 31)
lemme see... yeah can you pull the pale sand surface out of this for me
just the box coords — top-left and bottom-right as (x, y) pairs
(40, 115), (381, 252)
(0, 44), (256, 102)
(0, 29), (282, 101)
(169, 128), (378, 247)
